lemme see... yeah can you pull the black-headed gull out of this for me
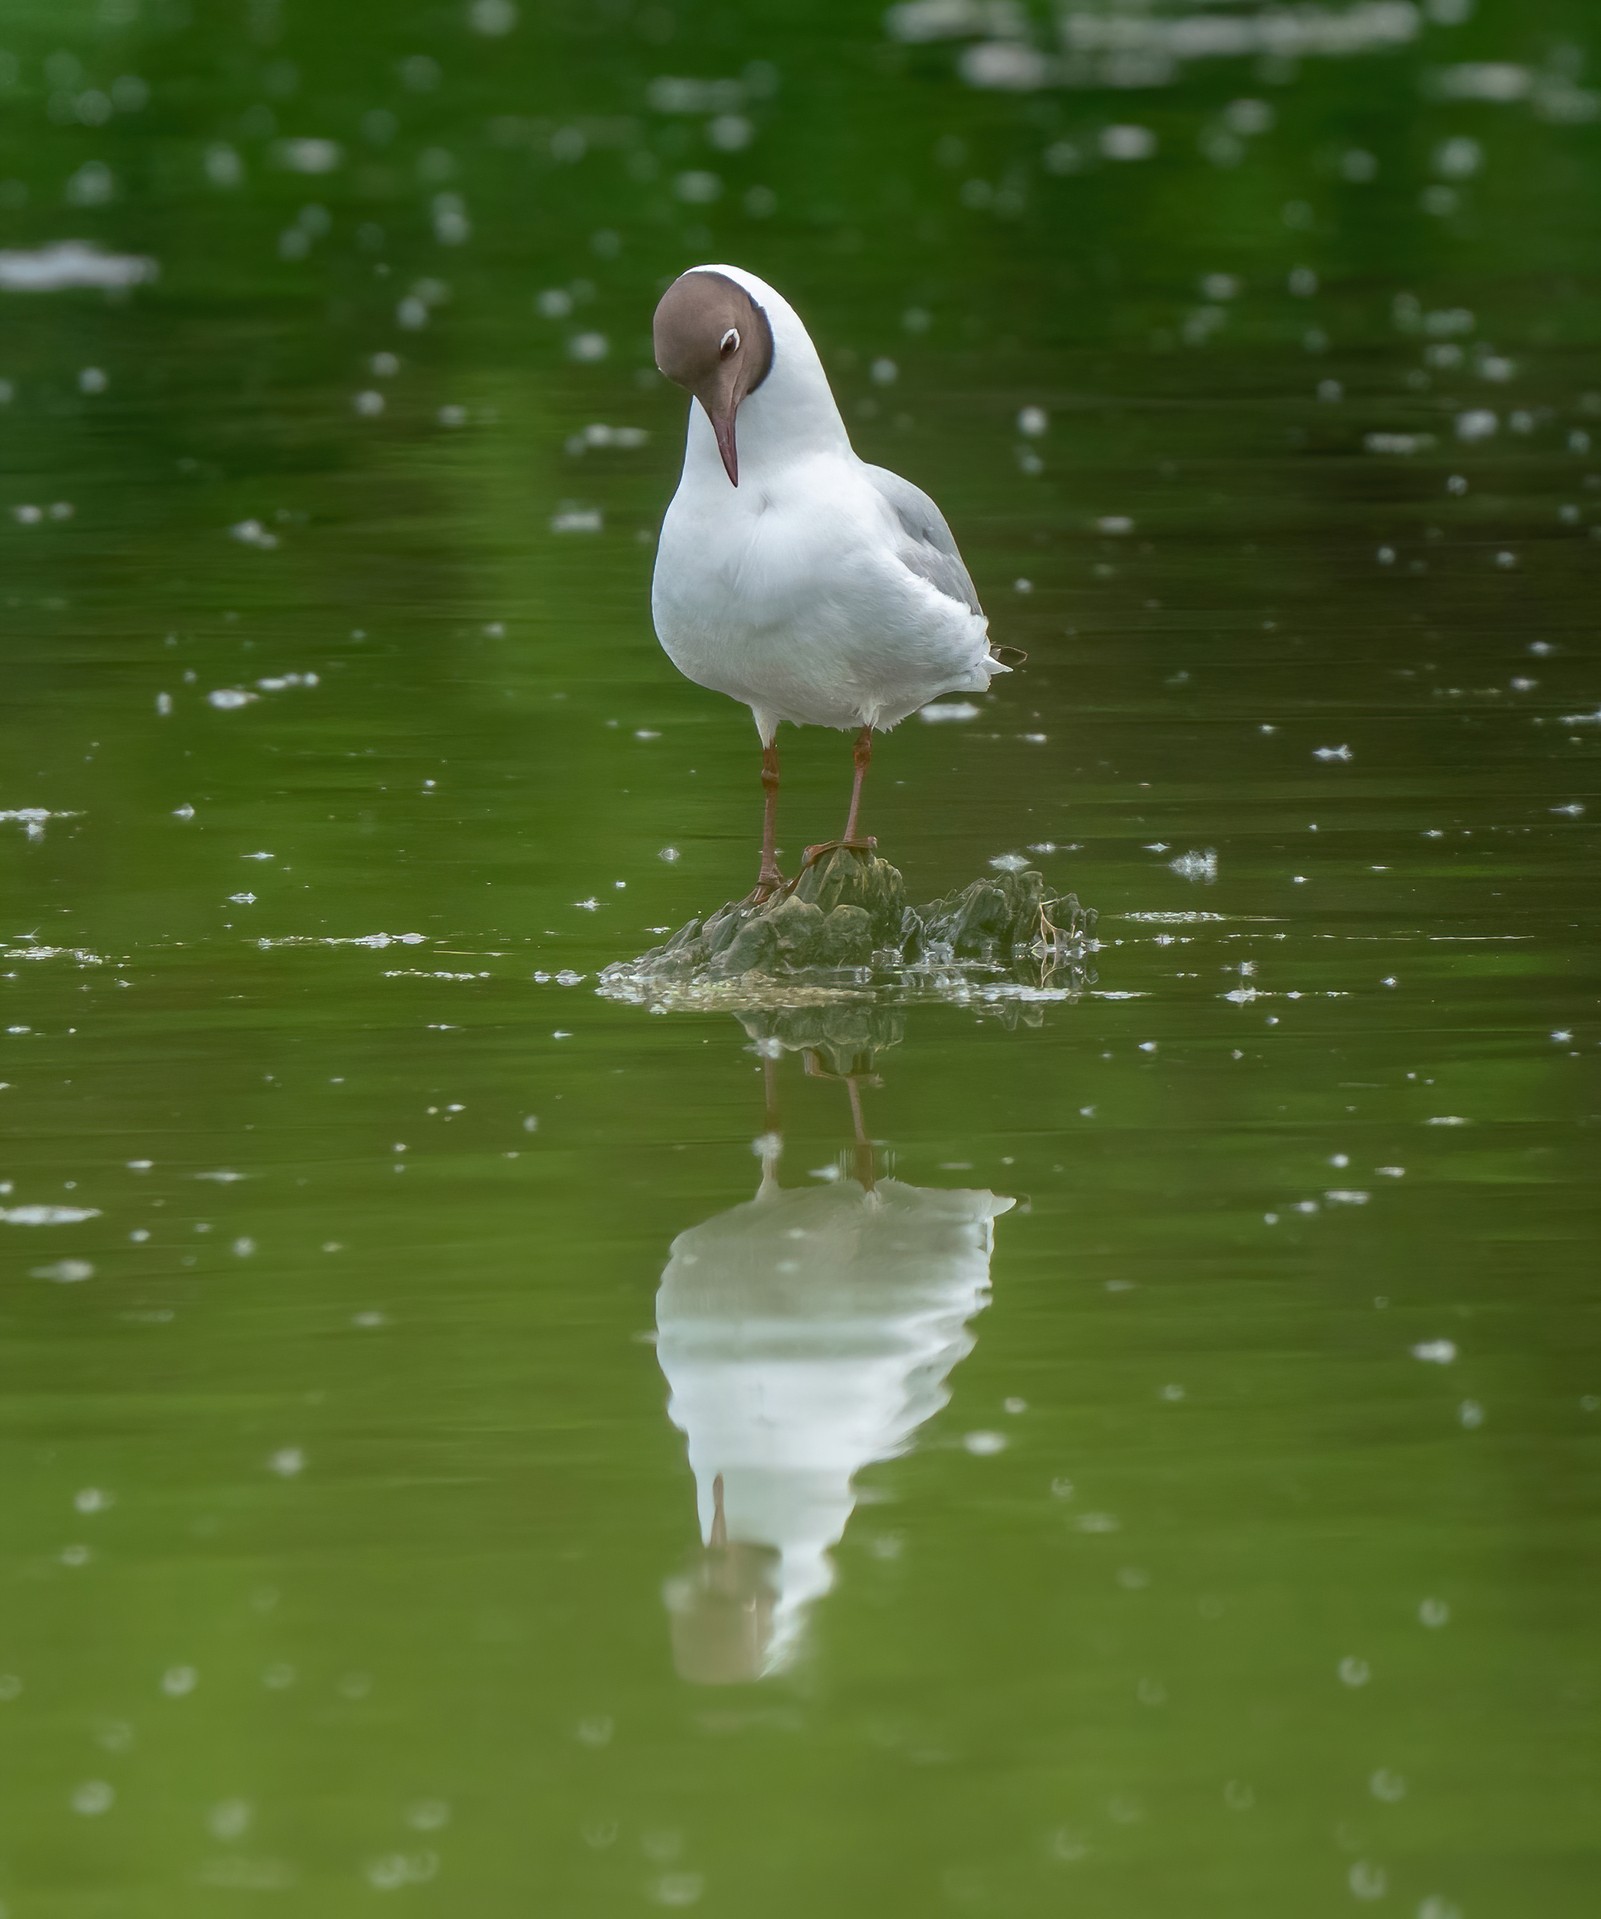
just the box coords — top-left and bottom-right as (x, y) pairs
(651, 264), (1011, 899)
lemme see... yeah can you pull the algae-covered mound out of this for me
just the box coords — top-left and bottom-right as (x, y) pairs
(598, 847), (1096, 999)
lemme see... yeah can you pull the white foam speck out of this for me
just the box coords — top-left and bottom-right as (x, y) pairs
(1168, 849), (1218, 883)
(256, 932), (425, 949)
(0, 240), (157, 292)
(1100, 125), (1156, 161)
(1, 807), (81, 841)
(229, 519), (278, 548)
(32, 1258), (96, 1281)
(272, 138), (343, 174)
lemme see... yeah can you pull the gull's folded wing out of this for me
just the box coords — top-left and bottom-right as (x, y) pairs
(862, 462), (984, 617)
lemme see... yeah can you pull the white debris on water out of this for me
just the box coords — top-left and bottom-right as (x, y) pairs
(229, 519), (279, 549)
(1365, 431), (1435, 454)
(385, 968), (489, 981)
(569, 423), (649, 451)
(960, 40), (1054, 89)
(1431, 62), (1530, 103)
(1314, 744), (1353, 761)
(1412, 1340), (1458, 1365)
(3, 1205), (102, 1225)
(884, 2), (1028, 45)
(2, 808), (82, 841)
(1058, 2), (1421, 66)
(2, 944), (109, 966)
(33, 1259), (96, 1282)
(1168, 849), (1218, 883)
(256, 933), (426, 949)
(675, 169), (724, 204)
(1456, 408), (1499, 442)
(920, 701), (981, 722)
(206, 689), (259, 710)
(1100, 125), (1156, 161)
(646, 75), (752, 114)
(550, 506), (603, 533)
(469, 0), (519, 33)
(272, 138), (343, 174)
(0, 240), (157, 292)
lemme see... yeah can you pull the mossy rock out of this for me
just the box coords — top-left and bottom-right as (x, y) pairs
(598, 847), (1096, 994)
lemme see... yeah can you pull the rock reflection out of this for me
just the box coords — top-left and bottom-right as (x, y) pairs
(657, 1013), (1012, 1683)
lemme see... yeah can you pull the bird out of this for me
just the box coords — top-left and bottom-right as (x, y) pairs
(651, 264), (1011, 901)
(655, 1065), (1011, 1682)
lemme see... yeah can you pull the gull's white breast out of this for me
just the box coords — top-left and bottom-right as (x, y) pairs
(654, 450), (993, 735)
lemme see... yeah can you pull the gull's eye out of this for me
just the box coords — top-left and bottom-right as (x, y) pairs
(719, 327), (740, 356)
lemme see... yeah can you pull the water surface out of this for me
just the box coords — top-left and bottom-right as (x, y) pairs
(2, 2), (1599, 1914)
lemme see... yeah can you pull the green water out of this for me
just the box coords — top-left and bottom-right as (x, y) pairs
(3, 1), (1599, 1912)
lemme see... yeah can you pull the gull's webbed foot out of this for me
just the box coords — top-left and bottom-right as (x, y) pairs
(801, 836), (877, 869)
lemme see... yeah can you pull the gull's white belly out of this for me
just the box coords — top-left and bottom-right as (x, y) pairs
(652, 462), (991, 735)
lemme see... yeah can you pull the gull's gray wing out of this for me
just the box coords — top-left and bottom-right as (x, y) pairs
(862, 463), (983, 617)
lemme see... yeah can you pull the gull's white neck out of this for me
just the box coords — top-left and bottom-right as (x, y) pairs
(678, 263), (853, 491)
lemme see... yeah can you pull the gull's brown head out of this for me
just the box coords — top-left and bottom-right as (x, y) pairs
(653, 270), (773, 486)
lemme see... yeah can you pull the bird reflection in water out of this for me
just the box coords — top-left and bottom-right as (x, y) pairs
(656, 1012), (1013, 1684)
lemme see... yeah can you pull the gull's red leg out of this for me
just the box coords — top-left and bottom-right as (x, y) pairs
(842, 724), (872, 844)
(803, 725), (877, 869)
(754, 740), (784, 900)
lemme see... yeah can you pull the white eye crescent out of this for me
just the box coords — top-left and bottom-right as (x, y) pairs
(720, 327), (740, 355)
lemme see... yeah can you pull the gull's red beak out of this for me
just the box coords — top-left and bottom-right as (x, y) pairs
(708, 407), (739, 487)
